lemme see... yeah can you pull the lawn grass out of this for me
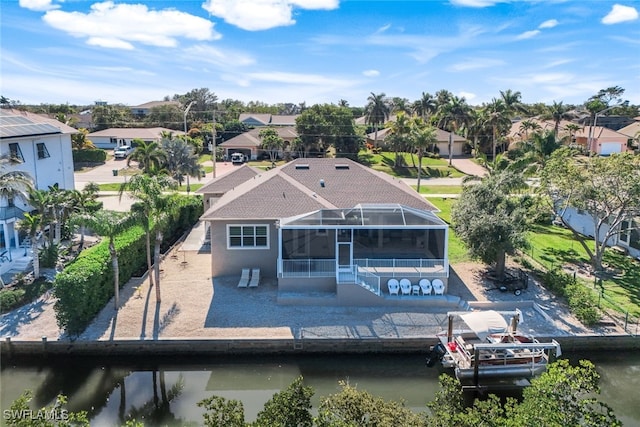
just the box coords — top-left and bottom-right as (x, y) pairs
(412, 185), (463, 195)
(359, 150), (465, 179)
(526, 224), (640, 318)
(428, 198), (469, 264)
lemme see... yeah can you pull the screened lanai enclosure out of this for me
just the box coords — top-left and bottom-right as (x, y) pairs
(277, 204), (449, 296)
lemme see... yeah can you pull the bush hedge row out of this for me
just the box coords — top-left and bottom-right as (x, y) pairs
(541, 268), (600, 326)
(72, 149), (107, 163)
(54, 196), (203, 335)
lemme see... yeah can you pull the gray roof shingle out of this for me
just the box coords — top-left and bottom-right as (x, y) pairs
(201, 158), (437, 221)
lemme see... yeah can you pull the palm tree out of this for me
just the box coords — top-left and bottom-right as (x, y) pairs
(410, 118), (438, 192)
(563, 123), (582, 146)
(546, 101), (574, 138)
(500, 89), (528, 118)
(161, 136), (201, 191)
(483, 98), (511, 161)
(412, 92), (437, 122)
(259, 127), (285, 167)
(390, 97), (411, 114)
(70, 184), (101, 251)
(16, 212), (42, 278)
(76, 210), (137, 310)
(120, 174), (177, 303)
(71, 128), (96, 150)
(127, 141), (167, 174)
(437, 95), (471, 166)
(518, 120), (542, 141)
(386, 112), (412, 167)
(365, 92), (390, 148)
(0, 155), (34, 204)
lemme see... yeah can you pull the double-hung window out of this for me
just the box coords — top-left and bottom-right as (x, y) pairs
(36, 143), (50, 159)
(228, 225), (269, 249)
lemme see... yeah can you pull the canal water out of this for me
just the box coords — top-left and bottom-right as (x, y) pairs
(1, 351), (639, 426)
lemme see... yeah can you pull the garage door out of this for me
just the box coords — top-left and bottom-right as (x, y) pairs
(600, 142), (622, 156)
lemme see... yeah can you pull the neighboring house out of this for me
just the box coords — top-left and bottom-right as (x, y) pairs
(618, 121), (640, 150)
(366, 127), (467, 156)
(561, 208), (640, 259)
(87, 127), (183, 150)
(129, 100), (181, 118)
(0, 109), (76, 252)
(198, 158), (449, 305)
(575, 126), (629, 155)
(508, 118), (631, 155)
(219, 126), (298, 160)
(239, 114), (299, 127)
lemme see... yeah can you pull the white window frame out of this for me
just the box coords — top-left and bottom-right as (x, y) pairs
(620, 220), (632, 245)
(227, 224), (269, 250)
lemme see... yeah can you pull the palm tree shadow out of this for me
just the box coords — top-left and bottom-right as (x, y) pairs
(140, 284), (154, 339)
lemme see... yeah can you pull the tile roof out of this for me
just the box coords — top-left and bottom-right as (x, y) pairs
(201, 158), (438, 221)
(238, 113), (271, 125)
(196, 164), (261, 195)
(87, 127), (184, 139)
(219, 126), (298, 148)
(366, 127), (466, 142)
(618, 121), (640, 139)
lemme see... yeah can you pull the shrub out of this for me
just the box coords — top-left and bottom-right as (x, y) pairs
(0, 290), (24, 313)
(565, 283), (600, 326)
(54, 197), (203, 335)
(72, 149), (107, 163)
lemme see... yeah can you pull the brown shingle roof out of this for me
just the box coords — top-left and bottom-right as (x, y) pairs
(219, 126), (298, 148)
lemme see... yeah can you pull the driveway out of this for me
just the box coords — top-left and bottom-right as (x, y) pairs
(74, 159), (238, 212)
(450, 156), (487, 177)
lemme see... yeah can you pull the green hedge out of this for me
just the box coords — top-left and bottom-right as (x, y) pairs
(54, 196), (203, 335)
(541, 268), (600, 326)
(73, 149), (107, 163)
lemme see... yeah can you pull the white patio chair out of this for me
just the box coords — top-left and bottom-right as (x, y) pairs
(237, 268), (250, 288)
(248, 268), (260, 288)
(432, 279), (445, 295)
(419, 279), (432, 295)
(399, 279), (412, 296)
(387, 279), (400, 296)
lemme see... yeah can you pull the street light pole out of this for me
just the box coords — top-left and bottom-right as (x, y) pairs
(183, 101), (195, 137)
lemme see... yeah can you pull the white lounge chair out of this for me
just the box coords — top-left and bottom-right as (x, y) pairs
(399, 279), (412, 296)
(237, 268), (250, 288)
(248, 268), (260, 288)
(432, 279), (445, 295)
(419, 279), (432, 295)
(387, 279), (400, 296)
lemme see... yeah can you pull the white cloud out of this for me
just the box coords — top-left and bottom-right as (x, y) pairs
(362, 69), (380, 77)
(183, 44), (256, 67)
(202, 0), (339, 31)
(449, 0), (505, 7)
(516, 30), (540, 40)
(449, 58), (505, 71)
(458, 91), (477, 101)
(601, 4), (639, 24)
(42, 1), (219, 50)
(539, 19), (558, 29)
(19, 0), (59, 12)
(246, 71), (351, 87)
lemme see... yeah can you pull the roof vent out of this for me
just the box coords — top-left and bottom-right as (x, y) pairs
(320, 179), (325, 188)
(295, 164), (310, 170)
(335, 164), (349, 170)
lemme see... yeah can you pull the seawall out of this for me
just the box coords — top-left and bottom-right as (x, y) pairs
(2, 335), (638, 360)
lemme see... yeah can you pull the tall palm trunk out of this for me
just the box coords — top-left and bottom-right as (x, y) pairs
(145, 230), (154, 288)
(492, 125), (497, 160)
(417, 151), (423, 192)
(154, 229), (162, 303)
(448, 132), (453, 166)
(110, 239), (120, 309)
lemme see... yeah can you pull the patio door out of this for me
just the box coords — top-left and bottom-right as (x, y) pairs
(336, 229), (352, 272)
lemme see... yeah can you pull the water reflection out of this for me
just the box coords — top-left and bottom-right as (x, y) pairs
(1, 352), (638, 426)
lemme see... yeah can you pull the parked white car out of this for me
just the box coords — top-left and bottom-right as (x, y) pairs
(114, 145), (133, 159)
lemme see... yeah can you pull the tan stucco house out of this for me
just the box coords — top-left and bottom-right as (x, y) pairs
(197, 158), (450, 306)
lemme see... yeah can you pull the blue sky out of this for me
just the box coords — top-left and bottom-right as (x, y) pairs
(1, 0), (639, 108)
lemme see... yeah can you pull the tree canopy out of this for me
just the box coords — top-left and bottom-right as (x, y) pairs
(541, 148), (640, 271)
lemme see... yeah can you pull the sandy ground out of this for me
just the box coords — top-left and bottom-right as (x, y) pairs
(0, 241), (621, 342)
